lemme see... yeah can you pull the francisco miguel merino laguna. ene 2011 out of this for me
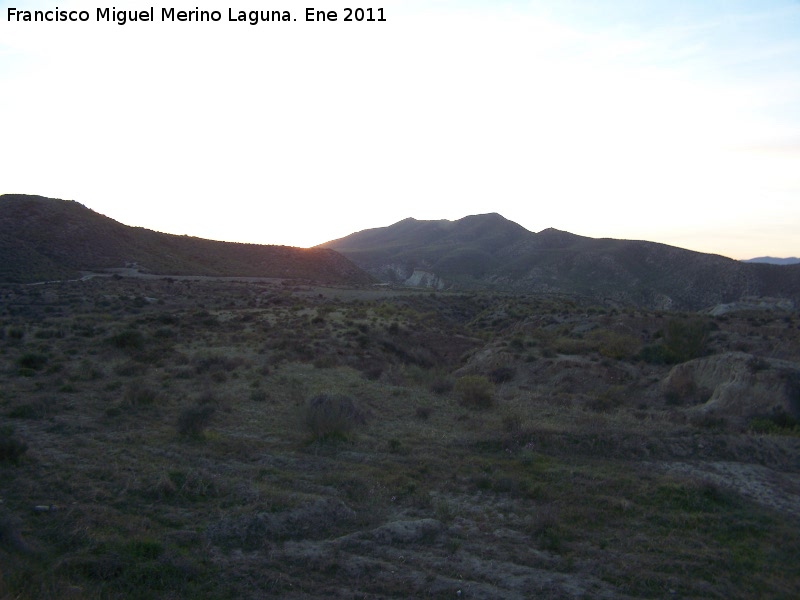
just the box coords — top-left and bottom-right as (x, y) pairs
(6, 6), (387, 25)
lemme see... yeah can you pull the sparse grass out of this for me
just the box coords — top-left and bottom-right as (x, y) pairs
(0, 277), (798, 598)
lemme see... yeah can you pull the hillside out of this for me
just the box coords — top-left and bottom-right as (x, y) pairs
(1, 277), (799, 598)
(0, 195), (373, 285)
(320, 214), (800, 310)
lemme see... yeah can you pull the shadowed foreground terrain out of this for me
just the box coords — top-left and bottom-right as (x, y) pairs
(1, 277), (799, 598)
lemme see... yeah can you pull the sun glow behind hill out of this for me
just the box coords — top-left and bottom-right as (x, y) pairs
(0, 194), (373, 284)
(1, 0), (798, 258)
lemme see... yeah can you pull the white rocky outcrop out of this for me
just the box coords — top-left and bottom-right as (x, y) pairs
(404, 269), (445, 289)
(662, 352), (799, 425)
(706, 296), (795, 316)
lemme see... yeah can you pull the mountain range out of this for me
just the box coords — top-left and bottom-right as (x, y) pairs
(2, 195), (798, 311)
(0, 194), (371, 285)
(743, 257), (800, 265)
(319, 213), (800, 310)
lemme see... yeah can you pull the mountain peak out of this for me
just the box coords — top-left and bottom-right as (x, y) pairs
(320, 212), (800, 309)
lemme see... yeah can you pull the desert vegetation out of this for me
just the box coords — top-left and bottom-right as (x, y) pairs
(1, 276), (798, 598)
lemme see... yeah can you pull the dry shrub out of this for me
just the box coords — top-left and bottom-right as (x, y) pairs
(415, 406), (433, 420)
(0, 426), (28, 464)
(428, 376), (454, 395)
(502, 409), (524, 432)
(489, 366), (515, 384)
(592, 330), (640, 360)
(177, 403), (216, 438)
(663, 369), (709, 406)
(665, 318), (712, 362)
(123, 383), (161, 407)
(108, 329), (145, 351)
(305, 393), (365, 440)
(114, 361), (148, 377)
(193, 353), (243, 375)
(454, 375), (495, 409)
(249, 389), (269, 402)
(587, 385), (627, 412)
(17, 352), (48, 371)
(553, 337), (593, 355)
(526, 505), (563, 552)
(312, 354), (339, 369)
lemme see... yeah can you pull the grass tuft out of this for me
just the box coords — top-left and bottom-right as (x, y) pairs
(0, 425), (28, 464)
(177, 403), (216, 438)
(454, 375), (495, 409)
(305, 393), (365, 441)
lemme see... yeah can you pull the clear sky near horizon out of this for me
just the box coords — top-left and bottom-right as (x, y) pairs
(1, 1), (798, 259)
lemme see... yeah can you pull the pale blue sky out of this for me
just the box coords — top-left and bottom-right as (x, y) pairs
(1, 1), (798, 258)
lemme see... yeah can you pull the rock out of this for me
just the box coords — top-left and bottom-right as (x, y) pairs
(404, 269), (445, 289)
(661, 352), (800, 426)
(368, 518), (443, 544)
(706, 296), (795, 316)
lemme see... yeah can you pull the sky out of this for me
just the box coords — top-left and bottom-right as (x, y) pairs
(1, 0), (798, 259)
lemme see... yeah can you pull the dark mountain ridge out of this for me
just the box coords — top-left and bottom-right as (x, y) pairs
(0, 194), (373, 285)
(320, 213), (800, 310)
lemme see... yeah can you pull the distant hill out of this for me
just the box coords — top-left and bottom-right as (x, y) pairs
(743, 257), (800, 265)
(319, 213), (800, 310)
(0, 194), (373, 285)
